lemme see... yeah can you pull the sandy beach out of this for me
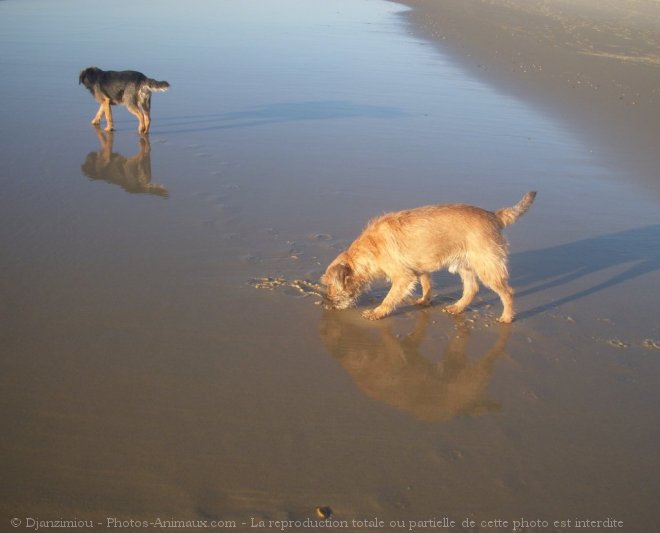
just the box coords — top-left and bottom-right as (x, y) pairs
(1, 0), (659, 531)
(397, 0), (660, 190)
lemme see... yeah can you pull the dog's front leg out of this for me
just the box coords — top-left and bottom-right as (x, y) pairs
(102, 99), (114, 131)
(91, 103), (105, 126)
(414, 272), (433, 306)
(362, 274), (417, 320)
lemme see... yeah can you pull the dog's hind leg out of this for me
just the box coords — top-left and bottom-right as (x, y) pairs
(445, 267), (479, 315)
(475, 266), (515, 323)
(415, 272), (433, 306)
(362, 272), (417, 320)
(139, 92), (152, 133)
(488, 278), (515, 323)
(126, 102), (146, 134)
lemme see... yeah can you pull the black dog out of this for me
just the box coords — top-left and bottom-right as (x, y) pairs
(79, 66), (169, 134)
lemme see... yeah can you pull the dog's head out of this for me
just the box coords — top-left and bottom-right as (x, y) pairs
(79, 66), (101, 89)
(320, 253), (364, 310)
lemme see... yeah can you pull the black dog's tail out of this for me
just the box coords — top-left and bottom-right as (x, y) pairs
(144, 79), (170, 92)
(496, 191), (537, 227)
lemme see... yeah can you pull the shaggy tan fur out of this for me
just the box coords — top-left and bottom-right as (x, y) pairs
(321, 191), (536, 323)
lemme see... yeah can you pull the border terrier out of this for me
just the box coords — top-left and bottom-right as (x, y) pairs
(321, 191), (536, 323)
(79, 67), (169, 134)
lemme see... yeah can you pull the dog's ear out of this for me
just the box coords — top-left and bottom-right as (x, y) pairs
(79, 67), (98, 86)
(79, 68), (92, 86)
(322, 261), (353, 288)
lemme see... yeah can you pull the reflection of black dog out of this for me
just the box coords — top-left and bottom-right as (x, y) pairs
(79, 66), (169, 134)
(81, 127), (167, 197)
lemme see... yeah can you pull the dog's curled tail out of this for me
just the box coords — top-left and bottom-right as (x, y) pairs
(495, 191), (537, 227)
(144, 79), (170, 92)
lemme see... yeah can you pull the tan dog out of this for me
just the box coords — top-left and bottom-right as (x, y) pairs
(321, 191), (536, 323)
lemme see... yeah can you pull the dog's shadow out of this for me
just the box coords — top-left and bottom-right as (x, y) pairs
(509, 225), (660, 319)
(81, 127), (168, 197)
(155, 100), (407, 134)
(320, 310), (509, 422)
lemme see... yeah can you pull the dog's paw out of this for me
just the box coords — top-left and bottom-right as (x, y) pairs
(415, 297), (432, 307)
(361, 309), (383, 321)
(497, 314), (514, 324)
(444, 304), (464, 315)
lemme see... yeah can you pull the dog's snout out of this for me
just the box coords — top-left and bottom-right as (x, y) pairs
(322, 293), (336, 310)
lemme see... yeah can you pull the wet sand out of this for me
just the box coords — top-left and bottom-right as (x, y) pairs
(1, 0), (660, 532)
(397, 0), (660, 192)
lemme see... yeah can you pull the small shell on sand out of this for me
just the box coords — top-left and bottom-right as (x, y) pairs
(314, 506), (332, 519)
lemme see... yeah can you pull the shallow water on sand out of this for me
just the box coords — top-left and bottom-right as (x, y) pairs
(1, 0), (659, 530)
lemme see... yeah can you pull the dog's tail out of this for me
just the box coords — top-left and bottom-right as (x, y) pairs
(495, 191), (537, 227)
(144, 79), (170, 92)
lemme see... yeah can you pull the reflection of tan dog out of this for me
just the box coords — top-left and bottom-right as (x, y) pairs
(320, 311), (509, 421)
(81, 127), (168, 197)
(321, 192), (536, 323)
